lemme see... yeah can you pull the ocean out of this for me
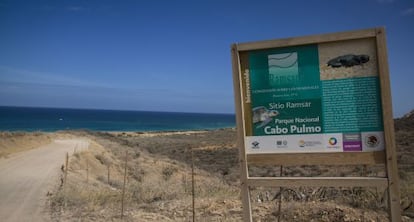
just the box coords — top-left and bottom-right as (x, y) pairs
(0, 106), (235, 132)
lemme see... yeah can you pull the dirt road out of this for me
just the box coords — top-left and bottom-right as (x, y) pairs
(0, 139), (89, 222)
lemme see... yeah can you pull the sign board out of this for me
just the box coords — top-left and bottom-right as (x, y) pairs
(231, 28), (401, 221)
(240, 36), (384, 154)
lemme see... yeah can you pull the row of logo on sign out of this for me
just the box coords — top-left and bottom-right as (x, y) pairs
(250, 135), (380, 150)
(250, 139), (326, 149)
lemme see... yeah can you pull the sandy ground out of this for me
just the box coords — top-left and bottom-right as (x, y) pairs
(1, 116), (413, 221)
(0, 139), (89, 222)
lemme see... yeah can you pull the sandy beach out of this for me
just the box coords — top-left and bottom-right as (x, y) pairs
(0, 125), (413, 221)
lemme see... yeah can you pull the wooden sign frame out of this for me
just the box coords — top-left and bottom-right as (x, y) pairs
(231, 27), (401, 221)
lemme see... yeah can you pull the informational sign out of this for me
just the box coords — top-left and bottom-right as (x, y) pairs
(232, 28), (401, 222)
(240, 38), (384, 154)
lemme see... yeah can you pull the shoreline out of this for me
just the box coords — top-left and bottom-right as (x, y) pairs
(0, 127), (236, 134)
(0, 128), (236, 157)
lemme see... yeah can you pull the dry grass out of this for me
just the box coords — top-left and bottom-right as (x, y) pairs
(0, 131), (80, 158)
(0, 131), (53, 158)
(47, 126), (414, 221)
(48, 129), (241, 221)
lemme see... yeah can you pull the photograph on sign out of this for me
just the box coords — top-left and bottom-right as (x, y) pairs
(241, 38), (384, 154)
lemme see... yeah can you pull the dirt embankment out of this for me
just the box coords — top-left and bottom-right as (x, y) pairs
(0, 132), (53, 158)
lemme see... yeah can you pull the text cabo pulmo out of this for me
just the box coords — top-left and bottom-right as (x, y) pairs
(264, 124), (322, 134)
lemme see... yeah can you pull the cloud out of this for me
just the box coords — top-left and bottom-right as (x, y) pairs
(0, 65), (175, 95)
(66, 6), (85, 12)
(377, 0), (394, 3)
(0, 65), (100, 88)
(401, 7), (414, 16)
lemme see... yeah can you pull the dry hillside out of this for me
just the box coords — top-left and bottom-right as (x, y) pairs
(47, 112), (414, 221)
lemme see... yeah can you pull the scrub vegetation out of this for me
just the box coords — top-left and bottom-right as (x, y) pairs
(48, 112), (414, 221)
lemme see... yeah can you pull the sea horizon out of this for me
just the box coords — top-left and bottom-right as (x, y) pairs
(0, 106), (236, 132)
(0, 105), (235, 115)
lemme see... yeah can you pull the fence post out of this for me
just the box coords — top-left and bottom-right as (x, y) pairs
(191, 146), (195, 222)
(107, 164), (110, 184)
(121, 150), (128, 219)
(64, 152), (69, 185)
(64, 152), (69, 208)
(277, 166), (283, 222)
(86, 159), (89, 184)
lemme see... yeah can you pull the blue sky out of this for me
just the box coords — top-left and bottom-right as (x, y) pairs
(0, 0), (413, 116)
